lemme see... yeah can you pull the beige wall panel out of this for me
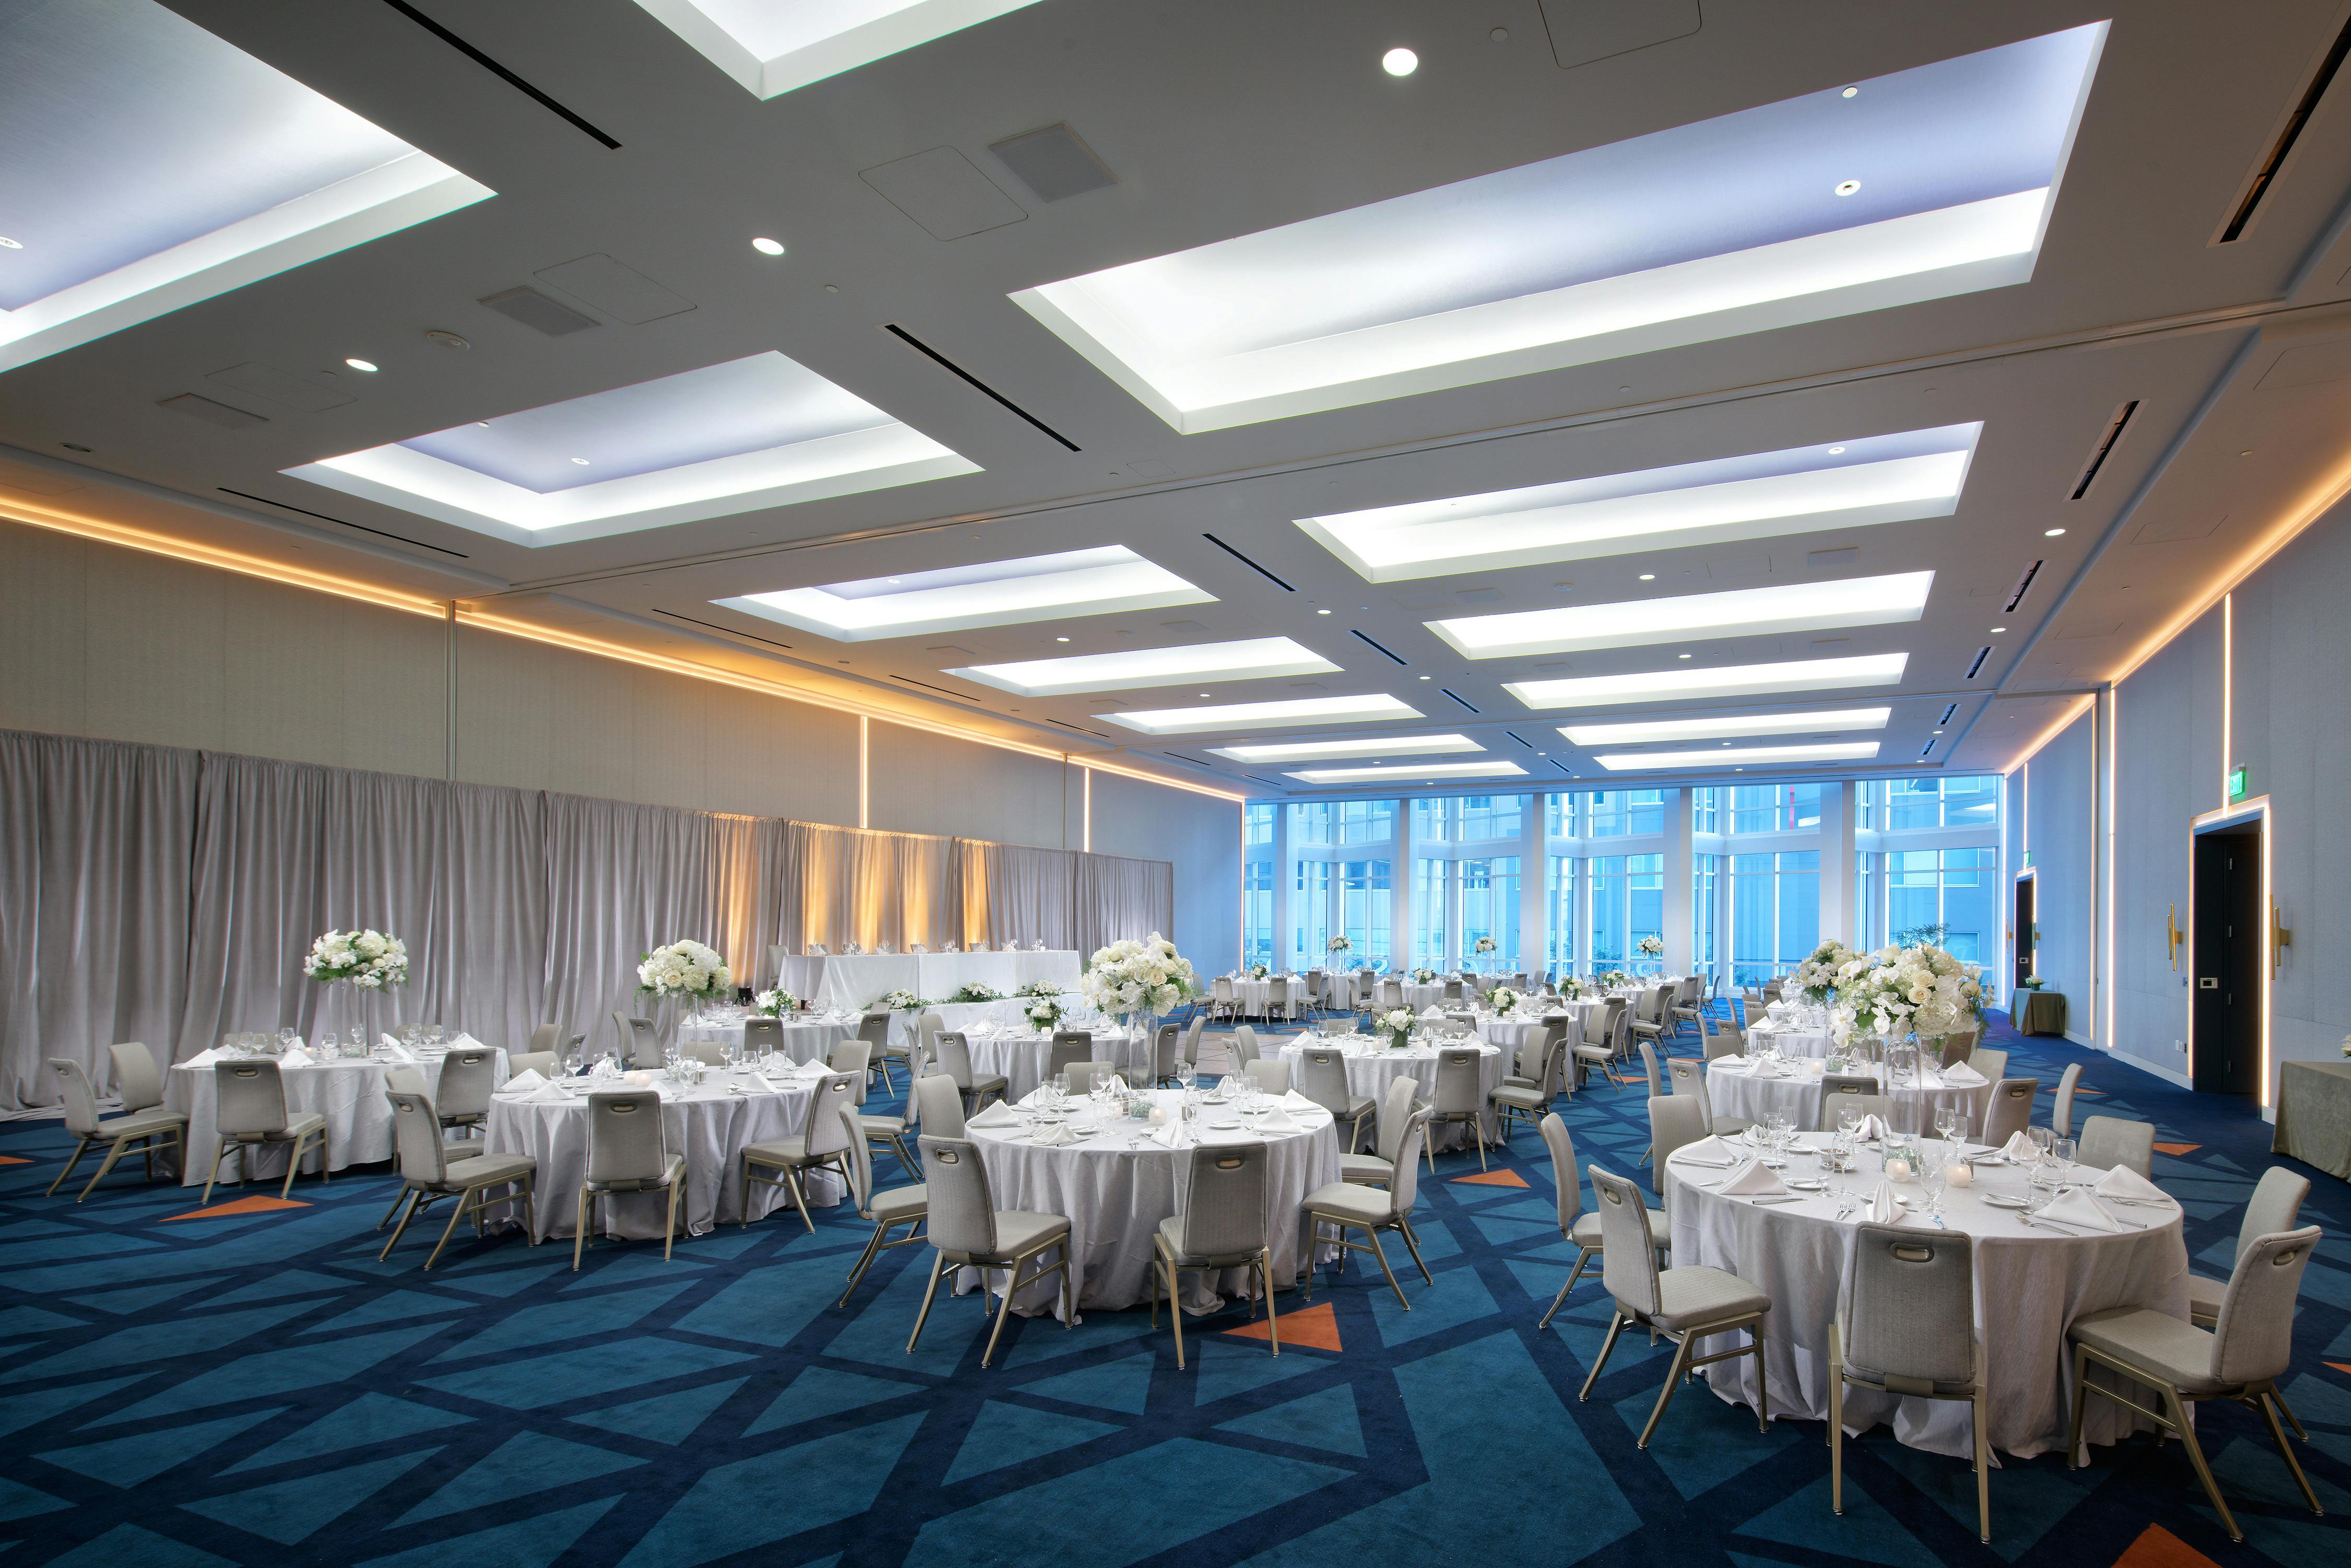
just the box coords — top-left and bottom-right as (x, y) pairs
(81, 545), (225, 752)
(0, 523), (89, 737)
(628, 664), (714, 811)
(700, 682), (859, 824)
(868, 721), (1065, 848)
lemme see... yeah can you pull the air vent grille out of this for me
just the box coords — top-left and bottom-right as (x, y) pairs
(2004, 560), (2043, 615)
(2069, 401), (2139, 499)
(1939, 702), (1959, 726)
(378, 0), (621, 147)
(1045, 717), (1114, 739)
(1201, 533), (1295, 592)
(1440, 688), (1481, 715)
(2217, 15), (2351, 242)
(1964, 647), (1992, 681)
(889, 674), (964, 699)
(884, 324), (1078, 450)
(219, 487), (471, 558)
(1351, 629), (1407, 666)
(479, 286), (598, 336)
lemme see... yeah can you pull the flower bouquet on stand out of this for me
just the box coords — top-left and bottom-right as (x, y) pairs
(1081, 932), (1200, 1039)
(1249, 963), (1271, 980)
(753, 988), (798, 1017)
(1025, 994), (1065, 1034)
(1599, 969), (1633, 991)
(304, 927), (409, 1052)
(639, 939), (731, 1044)
(950, 982), (1002, 1003)
(1791, 939), (1858, 1005)
(1411, 966), (1438, 985)
(1325, 935), (1353, 962)
(1830, 942), (1983, 1052)
(1636, 935), (1666, 961)
(1488, 986), (1522, 1018)
(1472, 935), (1497, 973)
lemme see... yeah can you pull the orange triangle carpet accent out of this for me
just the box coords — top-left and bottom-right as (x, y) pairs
(164, 1196), (311, 1222)
(2076, 1085), (2104, 1094)
(0, 1155), (30, 1165)
(1225, 1298), (1341, 1352)
(2327, 1362), (2351, 1377)
(2153, 1142), (2201, 1156)
(2111, 1524), (2223, 1568)
(1452, 1168), (1530, 1188)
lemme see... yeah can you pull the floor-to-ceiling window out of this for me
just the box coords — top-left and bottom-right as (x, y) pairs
(1591, 852), (1663, 972)
(1339, 858), (1393, 966)
(1545, 854), (1577, 976)
(1291, 860), (1332, 968)
(1732, 783), (1822, 834)
(1731, 850), (1819, 984)
(1887, 846), (1996, 962)
(1588, 789), (1663, 838)
(1412, 857), (1449, 968)
(1243, 804), (1275, 967)
(1459, 856), (1522, 969)
(1693, 852), (1720, 975)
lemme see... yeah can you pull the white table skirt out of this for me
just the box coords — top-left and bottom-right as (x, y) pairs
(167, 1049), (509, 1185)
(970, 1028), (1154, 1104)
(1707, 1060), (1997, 1134)
(891, 996), (1090, 1051)
(483, 1073), (843, 1241)
(678, 1014), (851, 1063)
(1226, 976), (1306, 1016)
(767, 950), (1082, 1012)
(963, 1090), (1341, 1318)
(1662, 1132), (2190, 1459)
(1277, 1036), (1506, 1149)
(1744, 1023), (1836, 1059)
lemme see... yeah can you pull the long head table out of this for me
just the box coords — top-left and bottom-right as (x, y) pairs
(767, 948), (1082, 1012)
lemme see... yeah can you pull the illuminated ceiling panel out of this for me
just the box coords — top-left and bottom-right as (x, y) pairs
(1011, 26), (2103, 431)
(721, 546), (1207, 641)
(1433, 572), (1934, 660)
(1099, 693), (1419, 735)
(0, 0), (492, 373)
(1288, 759), (1526, 785)
(1562, 707), (1891, 747)
(633, 0), (1051, 99)
(1299, 426), (1977, 582)
(1209, 733), (1482, 764)
(950, 637), (1335, 696)
(1506, 653), (1911, 710)
(1595, 741), (1883, 771)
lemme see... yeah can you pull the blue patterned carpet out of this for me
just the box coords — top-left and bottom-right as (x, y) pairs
(1, 1011), (2345, 1568)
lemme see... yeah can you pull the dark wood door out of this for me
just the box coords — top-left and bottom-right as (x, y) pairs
(2012, 877), (2035, 990)
(2192, 827), (2262, 1094)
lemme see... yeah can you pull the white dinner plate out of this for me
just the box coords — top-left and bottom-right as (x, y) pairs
(1982, 1193), (2032, 1209)
(1209, 1119), (1241, 1130)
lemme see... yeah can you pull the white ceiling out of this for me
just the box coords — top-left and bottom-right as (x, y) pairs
(4, 0), (2351, 803)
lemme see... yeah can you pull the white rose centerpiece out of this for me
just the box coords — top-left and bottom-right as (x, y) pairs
(1326, 935), (1353, 956)
(878, 988), (924, 1012)
(1791, 939), (1858, 1004)
(950, 982), (1002, 1003)
(1636, 934), (1665, 958)
(1489, 986), (1522, 1017)
(1473, 936), (1497, 956)
(1026, 994), (1065, 1033)
(304, 927), (409, 990)
(1832, 942), (1983, 1045)
(638, 939), (730, 1001)
(1080, 932), (1198, 1025)
(754, 988), (798, 1017)
(1379, 1006), (1416, 1047)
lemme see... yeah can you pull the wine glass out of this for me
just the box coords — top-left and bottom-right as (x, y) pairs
(425, 1024), (445, 1050)
(1921, 1148), (1948, 1219)
(2051, 1136), (2079, 1186)
(1837, 1104), (1860, 1143)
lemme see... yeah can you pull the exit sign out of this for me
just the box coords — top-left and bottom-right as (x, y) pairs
(2228, 766), (2249, 802)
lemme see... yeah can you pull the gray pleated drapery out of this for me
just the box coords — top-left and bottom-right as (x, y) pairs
(0, 729), (1175, 1109)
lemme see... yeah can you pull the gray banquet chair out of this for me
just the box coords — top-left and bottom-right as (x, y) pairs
(1537, 1113), (1669, 1327)
(829, 1039), (875, 1107)
(1580, 1163), (1772, 1448)
(2077, 1115), (2155, 1179)
(742, 1072), (858, 1233)
(1152, 1142), (1279, 1368)
(836, 1101), (928, 1310)
(2190, 1167), (2310, 1329)
(1064, 1061), (1116, 1094)
(1492, 1027), (1567, 1146)
(1646, 1095), (1708, 1191)
(1048, 1031), (1094, 1079)
(859, 1075), (921, 1181)
(573, 1090), (685, 1270)
(1228, 1025), (1262, 1071)
(912, 1072), (968, 1139)
(1243, 1058), (1290, 1095)
(683, 1042), (731, 1067)
(1816, 1074), (1881, 1130)
(378, 1090), (539, 1270)
(202, 1059), (329, 1203)
(855, 1012), (893, 1094)
(1153, 1023), (1182, 1086)
(507, 1051), (558, 1080)
(48, 1054), (188, 1201)
(1343, 1075), (1425, 1188)
(1299, 1113), (1433, 1309)
(907, 1134), (1073, 1367)
(528, 1022), (563, 1056)
(1428, 1047), (1491, 1169)
(1832, 1224), (1991, 1542)
(435, 1047), (498, 1150)
(2050, 1060), (2080, 1137)
(934, 1031), (1009, 1113)
(1294, 1048), (1377, 1152)
(1979, 1078), (2039, 1149)
(612, 1012), (662, 1069)
(742, 1016), (785, 1060)
(2067, 1226), (2324, 1542)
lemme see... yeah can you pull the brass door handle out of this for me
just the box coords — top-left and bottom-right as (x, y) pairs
(2166, 905), (2183, 970)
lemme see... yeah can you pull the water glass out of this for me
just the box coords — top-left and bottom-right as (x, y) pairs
(2051, 1136), (2079, 1184)
(425, 1025), (445, 1049)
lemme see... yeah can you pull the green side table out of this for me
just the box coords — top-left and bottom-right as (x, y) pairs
(2016, 990), (2066, 1036)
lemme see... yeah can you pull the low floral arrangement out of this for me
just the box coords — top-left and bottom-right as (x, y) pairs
(1558, 975), (1595, 1000)
(753, 988), (798, 1017)
(1412, 966), (1438, 985)
(877, 988), (924, 1012)
(1489, 986), (1523, 1016)
(1015, 979), (1065, 999)
(638, 939), (729, 1000)
(1791, 939), (1859, 1004)
(1599, 969), (1633, 990)
(304, 928), (409, 990)
(949, 982), (1002, 1003)
(1327, 935), (1353, 954)
(1249, 963), (1270, 979)
(2342, 1032), (2350, 1059)
(2019, 975), (2046, 991)
(1026, 996), (1065, 1033)
(1636, 934), (1666, 958)
(1080, 933), (1198, 1019)
(1379, 1006), (1416, 1047)
(1473, 936), (1497, 955)
(1831, 942), (1983, 1044)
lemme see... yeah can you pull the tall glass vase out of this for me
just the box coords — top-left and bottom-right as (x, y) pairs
(318, 982), (372, 1056)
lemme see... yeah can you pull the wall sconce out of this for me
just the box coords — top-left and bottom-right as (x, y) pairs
(2273, 900), (2291, 970)
(2166, 904), (2183, 970)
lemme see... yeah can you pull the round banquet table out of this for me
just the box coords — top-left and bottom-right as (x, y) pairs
(167, 1046), (508, 1185)
(1228, 975), (1304, 1017)
(1742, 1020), (1836, 1059)
(968, 1026), (1154, 1104)
(1660, 1130), (2189, 1458)
(962, 1088), (1341, 1318)
(888, 995), (1087, 1049)
(678, 1011), (851, 1062)
(483, 1068), (843, 1240)
(1277, 1034), (1505, 1149)
(1707, 1057), (1997, 1135)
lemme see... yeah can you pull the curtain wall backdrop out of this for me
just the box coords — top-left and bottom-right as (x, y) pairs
(0, 730), (1174, 1109)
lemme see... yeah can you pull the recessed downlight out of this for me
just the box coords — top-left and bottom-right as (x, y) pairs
(2044, 527), (2066, 536)
(1835, 179), (1862, 196)
(1989, 626), (2007, 634)
(570, 457), (590, 465)
(0, 236), (22, 249)
(1382, 47), (1418, 76)
(1842, 86), (1859, 98)
(344, 357), (378, 372)
(751, 237), (785, 256)
(1638, 573), (1656, 581)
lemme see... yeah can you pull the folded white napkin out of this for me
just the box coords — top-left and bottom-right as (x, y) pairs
(790, 1059), (830, 1079)
(2095, 1164), (2167, 1202)
(1033, 1120), (1077, 1146)
(1940, 1061), (1987, 1087)
(1418, 1006), (1445, 1021)
(1282, 1090), (1320, 1113)
(526, 1084), (572, 1104)
(1718, 1162), (1790, 1198)
(503, 1068), (549, 1093)
(1850, 1114), (1891, 1142)
(2037, 1187), (2123, 1232)
(1998, 1130), (2040, 1161)
(1673, 1134), (1738, 1167)
(278, 1046), (316, 1068)
(1868, 1180), (1900, 1224)
(451, 1032), (487, 1053)
(377, 1033), (420, 1064)
(1255, 1111), (1299, 1134)
(968, 1102), (1022, 1129)
(749, 1072), (782, 1096)
(183, 1047), (222, 1068)
(1711, 1054), (1747, 1069)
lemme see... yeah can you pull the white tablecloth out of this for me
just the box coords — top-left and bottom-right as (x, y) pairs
(964, 1089), (1341, 1317)
(1226, 976), (1303, 1016)
(969, 1028), (1155, 1104)
(1744, 1021), (1836, 1058)
(1277, 1035), (1505, 1149)
(768, 950), (1081, 1012)
(483, 1069), (844, 1241)
(1661, 1131), (2190, 1458)
(1707, 1059), (1998, 1134)
(167, 1048), (509, 1185)
(678, 1012), (852, 1063)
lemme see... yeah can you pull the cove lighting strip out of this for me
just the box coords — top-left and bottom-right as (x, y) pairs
(1298, 427), (1977, 582)
(1506, 653), (1909, 710)
(1593, 741), (1881, 771)
(1562, 707), (1890, 747)
(1434, 572), (1933, 659)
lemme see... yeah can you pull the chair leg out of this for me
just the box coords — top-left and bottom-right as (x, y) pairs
(2254, 1388), (2323, 1517)
(1259, 1248), (1279, 1355)
(840, 1223), (890, 1310)
(1395, 1216), (1434, 1284)
(1167, 1252), (1186, 1370)
(378, 1188), (423, 1261)
(280, 1134), (305, 1200)
(2273, 1384), (2311, 1442)
(1973, 1383), (1991, 1543)
(573, 1188), (592, 1270)
(48, 1138), (95, 1197)
(1636, 1332), (1696, 1448)
(1361, 1224), (1409, 1309)
(2065, 1343), (2090, 1467)
(377, 1181), (413, 1231)
(423, 1188), (471, 1270)
(905, 1250), (948, 1352)
(784, 1163), (815, 1233)
(521, 1175), (539, 1245)
(200, 1138), (230, 1206)
(2165, 1386), (2239, 1542)
(1579, 1309), (1628, 1401)
(663, 1179), (681, 1261)
(1750, 1323), (1769, 1432)
(1830, 1349), (1845, 1515)
(78, 1137), (135, 1202)
(980, 1254), (1024, 1368)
